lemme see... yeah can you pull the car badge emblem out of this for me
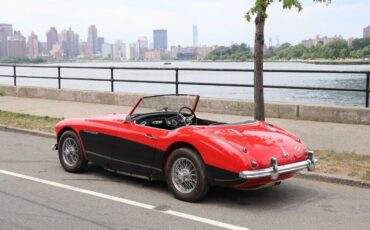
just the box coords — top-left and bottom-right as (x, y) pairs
(279, 146), (289, 158)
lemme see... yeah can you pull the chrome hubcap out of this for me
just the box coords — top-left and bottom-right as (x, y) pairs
(62, 137), (79, 167)
(171, 157), (198, 194)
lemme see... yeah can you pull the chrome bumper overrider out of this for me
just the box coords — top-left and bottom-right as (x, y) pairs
(239, 151), (317, 180)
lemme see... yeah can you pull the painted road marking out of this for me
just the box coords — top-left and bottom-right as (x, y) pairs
(0, 169), (248, 230)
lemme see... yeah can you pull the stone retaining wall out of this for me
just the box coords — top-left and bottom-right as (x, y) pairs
(1, 85), (369, 125)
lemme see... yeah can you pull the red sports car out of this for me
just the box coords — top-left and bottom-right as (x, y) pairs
(53, 94), (316, 202)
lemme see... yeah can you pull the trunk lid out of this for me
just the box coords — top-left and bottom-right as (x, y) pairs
(194, 121), (307, 169)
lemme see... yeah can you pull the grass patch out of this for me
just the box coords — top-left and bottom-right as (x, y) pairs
(0, 110), (62, 133)
(315, 150), (370, 181)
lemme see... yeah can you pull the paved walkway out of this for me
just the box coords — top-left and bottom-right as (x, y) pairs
(1, 96), (369, 155)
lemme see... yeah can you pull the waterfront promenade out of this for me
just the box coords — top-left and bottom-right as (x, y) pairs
(1, 95), (369, 155)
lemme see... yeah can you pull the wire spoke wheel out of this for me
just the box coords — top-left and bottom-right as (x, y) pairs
(62, 137), (79, 167)
(171, 157), (198, 194)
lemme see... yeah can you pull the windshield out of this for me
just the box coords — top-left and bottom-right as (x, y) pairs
(129, 94), (199, 116)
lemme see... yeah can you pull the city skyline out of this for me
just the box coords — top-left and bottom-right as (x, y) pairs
(1, 0), (370, 47)
(1, 22), (369, 61)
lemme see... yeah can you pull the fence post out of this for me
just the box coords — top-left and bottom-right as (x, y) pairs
(57, 66), (61, 89)
(175, 68), (179, 95)
(13, 65), (16, 86)
(110, 67), (114, 92)
(366, 73), (370, 108)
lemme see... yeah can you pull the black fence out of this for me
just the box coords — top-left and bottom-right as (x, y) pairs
(0, 64), (369, 108)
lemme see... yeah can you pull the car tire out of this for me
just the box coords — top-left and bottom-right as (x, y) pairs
(165, 147), (209, 202)
(58, 130), (87, 173)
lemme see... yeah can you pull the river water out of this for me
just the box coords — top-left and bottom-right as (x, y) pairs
(0, 61), (369, 107)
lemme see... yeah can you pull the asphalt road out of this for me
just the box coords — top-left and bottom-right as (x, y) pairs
(0, 130), (369, 230)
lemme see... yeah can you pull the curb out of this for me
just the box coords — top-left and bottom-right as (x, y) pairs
(297, 171), (370, 189)
(1, 125), (369, 189)
(0, 125), (55, 139)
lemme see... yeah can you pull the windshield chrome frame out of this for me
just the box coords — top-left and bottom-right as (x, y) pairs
(128, 94), (200, 117)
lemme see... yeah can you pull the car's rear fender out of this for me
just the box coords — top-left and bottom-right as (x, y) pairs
(161, 129), (251, 174)
(162, 141), (203, 171)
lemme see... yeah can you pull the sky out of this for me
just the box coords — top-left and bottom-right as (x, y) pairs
(1, 0), (369, 47)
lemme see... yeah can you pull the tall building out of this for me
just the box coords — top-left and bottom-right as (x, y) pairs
(66, 28), (79, 58)
(59, 28), (79, 59)
(153, 29), (167, 50)
(192, 25), (198, 47)
(97, 37), (104, 53)
(0, 23), (13, 57)
(101, 43), (112, 59)
(87, 25), (98, 55)
(364, 25), (370, 38)
(137, 36), (148, 59)
(27, 32), (39, 57)
(38, 42), (47, 56)
(73, 32), (79, 57)
(128, 43), (137, 60)
(7, 31), (26, 57)
(46, 27), (58, 53)
(112, 40), (126, 60)
(80, 41), (90, 57)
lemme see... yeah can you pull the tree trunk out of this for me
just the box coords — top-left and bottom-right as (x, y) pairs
(253, 11), (266, 121)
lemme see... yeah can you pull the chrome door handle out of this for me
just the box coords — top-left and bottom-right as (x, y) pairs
(145, 134), (156, 139)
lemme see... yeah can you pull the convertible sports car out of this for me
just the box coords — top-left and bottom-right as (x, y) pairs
(53, 94), (316, 202)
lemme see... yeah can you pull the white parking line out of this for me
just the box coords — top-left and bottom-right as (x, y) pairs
(0, 169), (248, 230)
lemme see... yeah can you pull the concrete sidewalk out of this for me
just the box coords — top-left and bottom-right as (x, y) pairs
(1, 95), (369, 155)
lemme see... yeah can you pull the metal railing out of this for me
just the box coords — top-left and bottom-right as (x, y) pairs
(0, 64), (369, 108)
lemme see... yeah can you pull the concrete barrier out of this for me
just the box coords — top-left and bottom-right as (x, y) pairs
(299, 104), (370, 124)
(0, 85), (17, 96)
(0, 84), (369, 125)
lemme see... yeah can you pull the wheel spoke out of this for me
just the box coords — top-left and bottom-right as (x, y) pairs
(171, 157), (198, 194)
(62, 137), (79, 167)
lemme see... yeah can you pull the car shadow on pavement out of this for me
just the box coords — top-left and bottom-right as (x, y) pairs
(203, 184), (320, 211)
(83, 163), (319, 209)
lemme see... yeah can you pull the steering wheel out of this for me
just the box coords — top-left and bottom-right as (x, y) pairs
(177, 106), (197, 126)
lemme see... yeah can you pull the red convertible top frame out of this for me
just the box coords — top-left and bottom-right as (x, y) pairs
(128, 94), (200, 116)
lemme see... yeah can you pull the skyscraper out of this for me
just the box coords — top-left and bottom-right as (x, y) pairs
(0, 23), (13, 57)
(87, 25), (98, 55)
(192, 25), (198, 47)
(46, 27), (58, 53)
(60, 27), (79, 59)
(7, 31), (26, 57)
(138, 36), (148, 59)
(97, 37), (104, 53)
(153, 29), (167, 50)
(73, 32), (79, 57)
(27, 32), (39, 57)
(38, 42), (47, 56)
(101, 43), (112, 59)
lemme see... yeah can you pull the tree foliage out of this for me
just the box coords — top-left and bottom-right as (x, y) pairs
(0, 57), (47, 64)
(246, 0), (330, 22)
(265, 37), (370, 60)
(206, 43), (252, 61)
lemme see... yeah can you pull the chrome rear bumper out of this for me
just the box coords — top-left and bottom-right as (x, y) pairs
(239, 151), (317, 180)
